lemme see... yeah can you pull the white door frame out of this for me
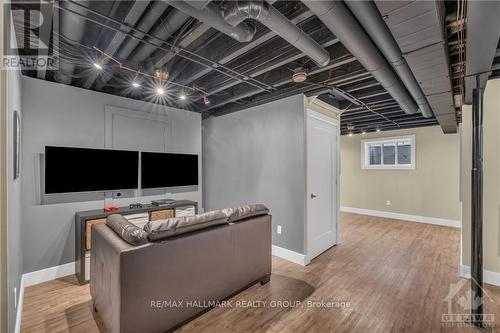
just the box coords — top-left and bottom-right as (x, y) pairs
(305, 109), (341, 263)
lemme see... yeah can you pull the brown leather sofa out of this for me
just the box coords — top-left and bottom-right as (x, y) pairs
(90, 210), (272, 333)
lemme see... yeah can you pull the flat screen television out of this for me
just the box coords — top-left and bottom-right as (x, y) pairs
(141, 152), (198, 189)
(44, 146), (139, 194)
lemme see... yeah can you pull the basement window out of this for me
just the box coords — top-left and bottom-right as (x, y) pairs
(361, 135), (415, 170)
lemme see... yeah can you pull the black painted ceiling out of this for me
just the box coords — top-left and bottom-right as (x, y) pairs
(12, 0), (475, 134)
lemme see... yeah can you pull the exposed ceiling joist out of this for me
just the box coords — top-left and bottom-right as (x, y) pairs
(201, 51), (356, 111)
(196, 37), (342, 101)
(82, 1), (151, 88)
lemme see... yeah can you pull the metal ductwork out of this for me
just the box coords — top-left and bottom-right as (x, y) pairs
(162, 1), (256, 42)
(464, 1), (500, 104)
(345, 1), (434, 118)
(302, 0), (418, 115)
(374, 0), (456, 133)
(54, 0), (90, 84)
(224, 0), (330, 67)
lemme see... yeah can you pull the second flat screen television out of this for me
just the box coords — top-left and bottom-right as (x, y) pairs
(141, 152), (198, 189)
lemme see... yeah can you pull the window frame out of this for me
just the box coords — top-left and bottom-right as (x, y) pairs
(361, 134), (416, 170)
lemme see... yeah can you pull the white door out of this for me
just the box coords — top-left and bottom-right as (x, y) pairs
(307, 110), (339, 260)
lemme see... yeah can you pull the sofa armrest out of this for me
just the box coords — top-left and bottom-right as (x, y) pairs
(90, 224), (150, 333)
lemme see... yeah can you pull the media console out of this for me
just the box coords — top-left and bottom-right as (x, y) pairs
(75, 200), (198, 284)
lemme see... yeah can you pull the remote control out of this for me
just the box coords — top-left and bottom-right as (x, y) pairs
(129, 203), (143, 209)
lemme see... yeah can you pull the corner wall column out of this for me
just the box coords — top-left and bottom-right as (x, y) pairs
(470, 74), (487, 329)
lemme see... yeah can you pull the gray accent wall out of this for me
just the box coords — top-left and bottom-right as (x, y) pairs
(21, 76), (202, 274)
(203, 94), (306, 254)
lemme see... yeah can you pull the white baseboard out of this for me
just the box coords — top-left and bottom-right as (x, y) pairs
(272, 245), (310, 266)
(23, 261), (75, 287)
(459, 265), (500, 287)
(341, 206), (461, 229)
(14, 275), (25, 333)
(14, 262), (75, 333)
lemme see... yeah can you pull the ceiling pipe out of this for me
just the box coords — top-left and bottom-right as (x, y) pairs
(223, 0), (330, 67)
(345, 0), (434, 118)
(54, 0), (90, 84)
(112, 2), (168, 61)
(161, 1), (256, 42)
(173, 10), (317, 88)
(184, 0), (213, 10)
(128, 8), (191, 65)
(302, 0), (418, 115)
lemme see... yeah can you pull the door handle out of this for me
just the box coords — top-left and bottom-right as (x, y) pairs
(311, 193), (318, 199)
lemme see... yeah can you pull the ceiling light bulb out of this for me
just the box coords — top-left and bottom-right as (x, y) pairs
(93, 62), (103, 70)
(376, 128), (381, 132)
(203, 95), (210, 105)
(362, 131), (366, 135)
(348, 133), (353, 137)
(132, 82), (140, 88)
(156, 87), (164, 95)
(179, 94), (187, 100)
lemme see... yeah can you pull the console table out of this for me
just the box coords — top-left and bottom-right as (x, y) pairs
(75, 200), (198, 284)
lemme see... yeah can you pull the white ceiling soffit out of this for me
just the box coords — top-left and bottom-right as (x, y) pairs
(375, 0), (457, 133)
(464, 1), (500, 104)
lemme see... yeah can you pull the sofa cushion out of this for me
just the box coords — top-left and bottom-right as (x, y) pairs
(222, 204), (270, 222)
(144, 210), (228, 241)
(106, 214), (148, 246)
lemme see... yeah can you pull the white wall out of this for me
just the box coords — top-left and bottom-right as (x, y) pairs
(7, 67), (22, 333)
(203, 95), (307, 254)
(21, 77), (202, 274)
(6, 15), (23, 333)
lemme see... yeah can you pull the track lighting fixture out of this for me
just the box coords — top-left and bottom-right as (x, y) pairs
(203, 95), (210, 105)
(131, 72), (141, 88)
(91, 47), (209, 102)
(155, 70), (170, 81)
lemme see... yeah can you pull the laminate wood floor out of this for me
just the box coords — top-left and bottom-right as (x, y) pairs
(21, 213), (500, 332)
